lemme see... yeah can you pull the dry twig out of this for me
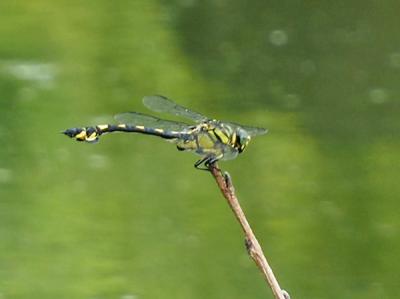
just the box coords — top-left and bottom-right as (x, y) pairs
(208, 163), (290, 299)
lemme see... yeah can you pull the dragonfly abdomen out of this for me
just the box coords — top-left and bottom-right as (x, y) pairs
(63, 124), (183, 143)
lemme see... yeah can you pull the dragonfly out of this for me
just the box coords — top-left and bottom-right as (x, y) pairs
(63, 95), (267, 169)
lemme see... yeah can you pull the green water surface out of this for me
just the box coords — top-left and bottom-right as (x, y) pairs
(0, 1), (399, 298)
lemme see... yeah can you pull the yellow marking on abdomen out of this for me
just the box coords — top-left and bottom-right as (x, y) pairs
(86, 132), (98, 141)
(75, 130), (87, 139)
(135, 125), (145, 130)
(154, 128), (164, 134)
(97, 124), (109, 131)
(118, 124), (127, 129)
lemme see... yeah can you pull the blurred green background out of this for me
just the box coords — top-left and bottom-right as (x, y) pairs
(1, 1), (399, 298)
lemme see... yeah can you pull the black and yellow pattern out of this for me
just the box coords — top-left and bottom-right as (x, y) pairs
(63, 95), (267, 168)
(63, 123), (181, 143)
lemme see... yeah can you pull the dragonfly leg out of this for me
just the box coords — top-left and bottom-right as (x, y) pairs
(194, 156), (212, 171)
(194, 154), (223, 171)
(206, 155), (221, 166)
(204, 155), (223, 171)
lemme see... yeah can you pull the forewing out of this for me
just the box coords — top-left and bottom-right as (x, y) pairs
(143, 95), (208, 123)
(115, 112), (191, 132)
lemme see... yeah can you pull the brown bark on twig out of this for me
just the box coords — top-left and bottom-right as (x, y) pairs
(208, 163), (290, 299)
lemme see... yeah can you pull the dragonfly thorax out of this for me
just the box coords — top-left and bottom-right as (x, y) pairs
(205, 121), (251, 154)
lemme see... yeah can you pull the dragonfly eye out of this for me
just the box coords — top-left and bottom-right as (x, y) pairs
(236, 128), (251, 153)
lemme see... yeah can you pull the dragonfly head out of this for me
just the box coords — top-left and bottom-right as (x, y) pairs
(235, 128), (251, 153)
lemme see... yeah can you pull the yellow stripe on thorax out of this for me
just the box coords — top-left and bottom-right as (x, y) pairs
(213, 127), (230, 144)
(230, 131), (237, 146)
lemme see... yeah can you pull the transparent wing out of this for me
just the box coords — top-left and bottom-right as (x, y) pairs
(115, 112), (191, 132)
(226, 122), (268, 136)
(143, 95), (208, 123)
(241, 126), (268, 136)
